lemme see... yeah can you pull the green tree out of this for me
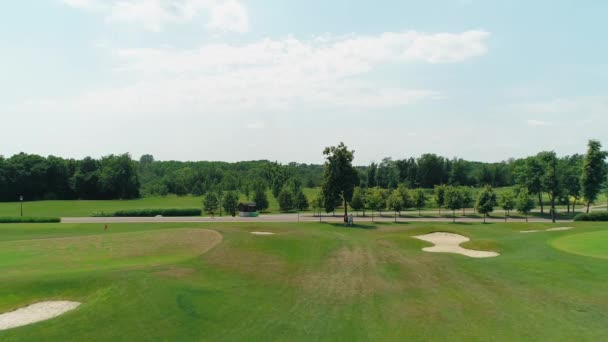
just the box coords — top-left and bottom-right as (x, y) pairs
(560, 155), (582, 213)
(444, 186), (464, 222)
(367, 162), (378, 188)
(515, 188), (535, 222)
(538, 151), (560, 223)
(294, 190), (309, 210)
(387, 190), (405, 222)
(252, 182), (269, 212)
(222, 191), (239, 217)
(350, 187), (366, 216)
(366, 187), (386, 221)
(321, 143), (359, 216)
(311, 193), (324, 219)
(515, 156), (545, 213)
(412, 189), (426, 216)
(396, 184), (413, 212)
(203, 191), (219, 217)
(433, 184), (447, 215)
(461, 187), (474, 216)
(499, 190), (516, 222)
(581, 140), (608, 213)
(98, 153), (140, 199)
(278, 186), (294, 212)
(476, 185), (497, 223)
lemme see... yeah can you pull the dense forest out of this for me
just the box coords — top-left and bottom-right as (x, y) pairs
(0, 148), (603, 203)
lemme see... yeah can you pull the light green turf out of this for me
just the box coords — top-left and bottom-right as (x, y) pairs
(552, 230), (608, 259)
(0, 188), (320, 217)
(1, 221), (608, 341)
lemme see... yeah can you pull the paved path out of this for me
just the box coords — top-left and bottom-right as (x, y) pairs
(62, 214), (567, 224)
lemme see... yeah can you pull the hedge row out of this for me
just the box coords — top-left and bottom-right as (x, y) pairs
(573, 211), (608, 222)
(0, 216), (61, 223)
(93, 208), (202, 217)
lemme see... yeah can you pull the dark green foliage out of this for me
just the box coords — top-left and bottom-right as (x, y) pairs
(321, 143), (359, 215)
(433, 184), (447, 213)
(252, 182), (269, 212)
(515, 188), (535, 222)
(350, 187), (365, 212)
(222, 191), (239, 217)
(108, 208), (201, 217)
(0, 216), (60, 223)
(294, 190), (309, 210)
(574, 212), (608, 221)
(203, 192), (219, 216)
(278, 187), (294, 212)
(444, 186), (464, 222)
(412, 189), (426, 215)
(581, 140), (608, 212)
(476, 185), (497, 222)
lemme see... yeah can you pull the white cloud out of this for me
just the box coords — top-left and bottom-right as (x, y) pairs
(61, 0), (249, 33)
(207, 0), (248, 33)
(526, 119), (552, 127)
(12, 30), (488, 115)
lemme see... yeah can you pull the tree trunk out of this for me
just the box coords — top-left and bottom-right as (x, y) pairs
(483, 214), (486, 223)
(394, 211), (397, 223)
(525, 213), (528, 223)
(453, 210), (456, 223)
(344, 198), (348, 217)
(572, 198), (576, 213)
(586, 202), (590, 213)
(462, 208), (465, 216)
(372, 211), (374, 222)
(551, 196), (556, 223)
(504, 211), (507, 222)
(538, 193), (544, 214)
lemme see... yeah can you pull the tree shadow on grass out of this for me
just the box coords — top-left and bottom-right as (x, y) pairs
(324, 222), (378, 230)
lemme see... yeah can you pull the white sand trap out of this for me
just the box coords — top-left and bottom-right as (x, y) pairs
(520, 227), (574, 233)
(0, 301), (80, 331)
(546, 227), (573, 231)
(251, 231), (275, 235)
(413, 232), (499, 258)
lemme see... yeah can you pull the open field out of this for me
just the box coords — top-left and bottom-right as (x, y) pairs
(1, 187), (605, 219)
(2, 221), (608, 340)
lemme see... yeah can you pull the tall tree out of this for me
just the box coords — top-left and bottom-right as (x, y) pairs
(461, 187), (474, 216)
(321, 143), (359, 216)
(412, 189), (426, 216)
(203, 191), (219, 217)
(581, 140), (608, 213)
(433, 184), (447, 215)
(516, 156), (545, 213)
(367, 162), (378, 188)
(278, 186), (294, 212)
(365, 187), (386, 220)
(499, 190), (516, 222)
(538, 151), (560, 223)
(350, 187), (366, 216)
(444, 186), (464, 223)
(222, 191), (239, 217)
(515, 188), (535, 222)
(476, 185), (497, 223)
(387, 190), (405, 222)
(559, 155), (582, 213)
(252, 182), (269, 212)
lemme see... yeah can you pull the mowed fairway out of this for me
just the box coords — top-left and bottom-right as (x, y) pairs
(1, 222), (608, 341)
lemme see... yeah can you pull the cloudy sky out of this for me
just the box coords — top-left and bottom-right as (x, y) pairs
(1, 1), (607, 164)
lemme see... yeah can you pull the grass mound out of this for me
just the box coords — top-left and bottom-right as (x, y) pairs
(0, 217), (60, 223)
(93, 208), (202, 217)
(573, 211), (608, 221)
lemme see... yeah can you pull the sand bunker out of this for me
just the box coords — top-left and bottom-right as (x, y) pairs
(412, 232), (499, 258)
(251, 232), (275, 235)
(521, 227), (573, 233)
(0, 301), (80, 331)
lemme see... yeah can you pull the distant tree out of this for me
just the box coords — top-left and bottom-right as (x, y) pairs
(515, 188), (535, 222)
(476, 185), (497, 223)
(396, 184), (413, 212)
(278, 186), (295, 212)
(98, 153), (140, 199)
(191, 180), (205, 197)
(367, 162), (378, 188)
(203, 191), (219, 217)
(417, 154), (447, 188)
(559, 155), (582, 213)
(366, 187), (386, 220)
(139, 154), (155, 165)
(515, 156), (545, 213)
(311, 193), (324, 218)
(499, 190), (516, 222)
(294, 189), (309, 210)
(252, 182), (269, 212)
(412, 189), (426, 216)
(461, 187), (474, 215)
(350, 187), (366, 216)
(387, 190), (405, 222)
(538, 151), (560, 223)
(581, 140), (608, 213)
(321, 143), (359, 216)
(222, 191), (239, 217)
(444, 186), (464, 223)
(433, 184), (447, 215)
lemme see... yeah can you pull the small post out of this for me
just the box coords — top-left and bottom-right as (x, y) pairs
(20, 196), (23, 217)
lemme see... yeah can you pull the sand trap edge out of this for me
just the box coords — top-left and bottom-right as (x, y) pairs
(251, 231), (275, 235)
(412, 232), (499, 258)
(0, 301), (81, 331)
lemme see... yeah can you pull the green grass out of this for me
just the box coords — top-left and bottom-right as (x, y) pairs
(2, 221), (608, 340)
(0, 188), (321, 218)
(552, 230), (608, 259)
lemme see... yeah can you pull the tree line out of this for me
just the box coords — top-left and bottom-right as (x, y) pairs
(316, 140), (608, 223)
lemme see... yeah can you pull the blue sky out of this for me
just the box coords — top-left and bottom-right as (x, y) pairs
(1, 0), (607, 164)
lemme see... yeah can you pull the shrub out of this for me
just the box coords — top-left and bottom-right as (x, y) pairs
(573, 211), (608, 221)
(0, 216), (61, 223)
(101, 208), (202, 217)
